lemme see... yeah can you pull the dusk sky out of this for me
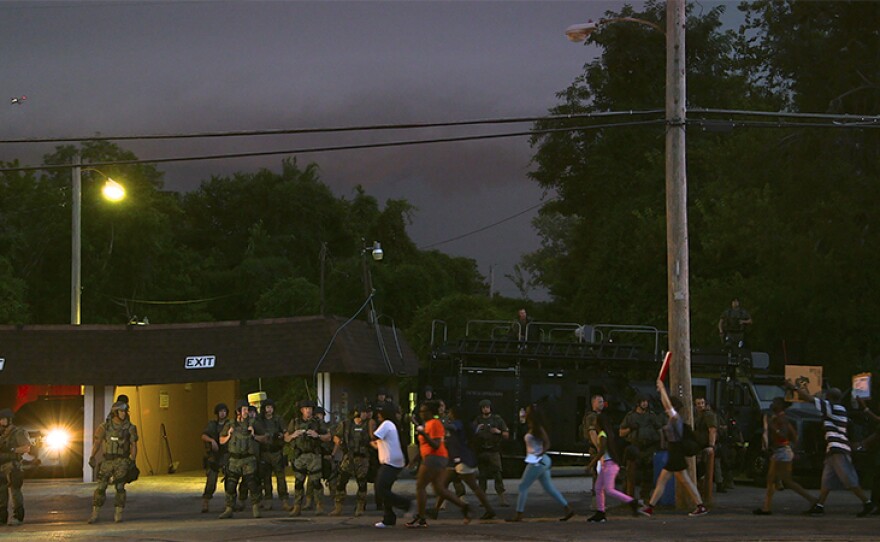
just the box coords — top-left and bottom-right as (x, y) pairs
(1, 0), (738, 300)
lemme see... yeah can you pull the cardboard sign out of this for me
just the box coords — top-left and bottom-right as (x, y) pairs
(853, 373), (872, 399)
(785, 365), (823, 402)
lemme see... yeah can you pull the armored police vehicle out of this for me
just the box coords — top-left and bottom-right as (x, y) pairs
(425, 319), (784, 479)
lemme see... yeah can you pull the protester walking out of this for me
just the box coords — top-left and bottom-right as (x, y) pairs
(433, 405), (496, 520)
(406, 400), (470, 528)
(639, 379), (708, 518)
(586, 413), (640, 522)
(506, 404), (574, 523)
(754, 397), (817, 515)
(371, 404), (412, 528)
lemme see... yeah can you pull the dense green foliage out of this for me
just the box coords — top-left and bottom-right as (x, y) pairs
(526, 1), (880, 383)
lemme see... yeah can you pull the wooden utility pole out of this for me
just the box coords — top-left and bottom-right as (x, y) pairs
(665, 0), (696, 507)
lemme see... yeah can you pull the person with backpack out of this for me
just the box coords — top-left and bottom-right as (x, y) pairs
(87, 401), (139, 524)
(585, 413), (641, 522)
(639, 379), (708, 518)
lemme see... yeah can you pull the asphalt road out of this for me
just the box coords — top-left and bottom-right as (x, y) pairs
(4, 471), (878, 541)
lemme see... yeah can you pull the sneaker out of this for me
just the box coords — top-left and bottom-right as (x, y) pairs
(587, 511), (607, 523)
(405, 516), (428, 528)
(805, 504), (825, 516)
(752, 508), (772, 516)
(374, 521), (391, 528)
(688, 504), (709, 517)
(638, 505), (654, 518)
(857, 501), (877, 518)
(629, 499), (641, 517)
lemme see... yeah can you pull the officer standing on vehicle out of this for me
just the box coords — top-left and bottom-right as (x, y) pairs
(473, 399), (510, 507)
(619, 395), (662, 500)
(200, 402), (231, 513)
(285, 399), (330, 516)
(258, 399), (289, 511)
(718, 297), (752, 349)
(88, 401), (138, 524)
(218, 400), (267, 519)
(332, 403), (373, 516)
(0, 408), (30, 526)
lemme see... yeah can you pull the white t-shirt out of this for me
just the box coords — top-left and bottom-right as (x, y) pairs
(373, 419), (405, 468)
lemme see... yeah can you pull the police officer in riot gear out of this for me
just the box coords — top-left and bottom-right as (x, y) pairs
(0, 408), (30, 526)
(332, 404), (372, 516)
(285, 399), (330, 516)
(88, 401), (139, 524)
(200, 402), (231, 513)
(258, 398), (289, 510)
(473, 399), (510, 507)
(218, 400), (267, 519)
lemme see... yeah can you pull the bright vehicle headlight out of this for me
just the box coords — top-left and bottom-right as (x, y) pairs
(44, 428), (72, 451)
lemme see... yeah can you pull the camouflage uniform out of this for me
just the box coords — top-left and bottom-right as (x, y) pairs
(620, 407), (662, 499)
(258, 410), (288, 505)
(287, 412), (328, 509)
(473, 412), (509, 496)
(222, 416), (262, 511)
(0, 412), (29, 525)
(93, 416), (138, 510)
(201, 404), (231, 503)
(333, 415), (371, 514)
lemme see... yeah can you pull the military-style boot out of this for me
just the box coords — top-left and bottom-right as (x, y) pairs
(218, 506), (234, 519)
(87, 506), (100, 524)
(201, 498), (210, 513)
(252, 503), (262, 518)
(289, 503), (302, 517)
(355, 499), (366, 517)
(330, 500), (344, 516)
(114, 507), (124, 523)
(314, 499), (325, 516)
(303, 494), (313, 511)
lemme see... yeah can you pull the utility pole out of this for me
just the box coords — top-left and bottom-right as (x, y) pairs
(665, 0), (695, 504)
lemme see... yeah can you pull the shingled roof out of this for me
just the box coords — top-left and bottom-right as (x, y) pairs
(0, 316), (419, 385)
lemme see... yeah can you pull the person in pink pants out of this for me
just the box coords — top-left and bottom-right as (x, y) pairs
(586, 413), (641, 522)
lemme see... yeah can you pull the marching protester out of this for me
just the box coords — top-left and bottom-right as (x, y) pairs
(433, 405), (496, 520)
(406, 400), (471, 528)
(753, 397), (817, 515)
(586, 413), (640, 522)
(372, 403), (412, 528)
(786, 380), (876, 517)
(639, 379), (708, 518)
(506, 404), (574, 523)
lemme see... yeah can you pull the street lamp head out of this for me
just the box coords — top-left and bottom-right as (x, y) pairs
(371, 241), (383, 262)
(101, 178), (126, 202)
(565, 21), (599, 43)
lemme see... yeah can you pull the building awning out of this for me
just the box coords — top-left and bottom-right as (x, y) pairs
(0, 316), (419, 385)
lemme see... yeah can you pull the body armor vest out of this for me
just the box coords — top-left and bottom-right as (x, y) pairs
(103, 419), (132, 456)
(227, 419), (257, 456)
(342, 419), (370, 456)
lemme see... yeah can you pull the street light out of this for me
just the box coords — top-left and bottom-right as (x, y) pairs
(71, 154), (126, 325)
(566, 1), (693, 428)
(361, 240), (383, 323)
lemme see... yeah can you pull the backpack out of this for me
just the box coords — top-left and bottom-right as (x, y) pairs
(680, 423), (700, 457)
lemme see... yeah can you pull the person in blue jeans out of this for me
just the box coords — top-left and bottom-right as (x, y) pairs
(506, 405), (574, 522)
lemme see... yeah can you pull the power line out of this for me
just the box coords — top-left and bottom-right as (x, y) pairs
(0, 119), (666, 174)
(419, 199), (554, 250)
(0, 110), (665, 144)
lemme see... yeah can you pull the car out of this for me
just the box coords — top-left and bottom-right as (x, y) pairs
(15, 395), (84, 477)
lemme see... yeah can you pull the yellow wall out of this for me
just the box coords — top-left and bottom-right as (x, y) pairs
(116, 381), (237, 476)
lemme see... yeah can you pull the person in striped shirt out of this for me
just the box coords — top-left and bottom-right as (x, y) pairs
(786, 379), (876, 517)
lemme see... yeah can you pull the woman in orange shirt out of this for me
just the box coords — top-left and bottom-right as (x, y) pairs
(406, 400), (471, 528)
